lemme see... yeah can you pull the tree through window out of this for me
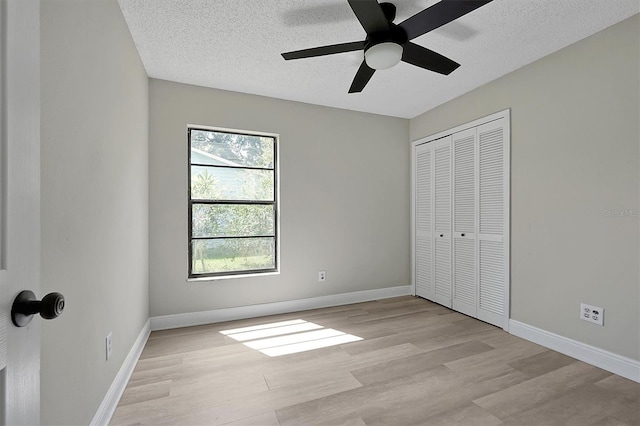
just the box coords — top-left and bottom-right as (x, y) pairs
(188, 127), (278, 278)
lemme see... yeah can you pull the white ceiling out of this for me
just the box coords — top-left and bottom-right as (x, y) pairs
(118, 0), (639, 119)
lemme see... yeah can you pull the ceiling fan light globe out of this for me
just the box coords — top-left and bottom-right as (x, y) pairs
(365, 42), (403, 70)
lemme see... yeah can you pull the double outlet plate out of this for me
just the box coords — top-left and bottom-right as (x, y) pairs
(580, 303), (604, 326)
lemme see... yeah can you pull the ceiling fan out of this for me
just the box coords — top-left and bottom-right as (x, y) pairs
(281, 0), (493, 93)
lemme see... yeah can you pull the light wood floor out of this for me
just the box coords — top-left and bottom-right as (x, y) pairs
(111, 296), (639, 426)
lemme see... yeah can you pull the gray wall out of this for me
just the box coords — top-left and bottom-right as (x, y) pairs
(35, 4), (637, 422)
(149, 80), (410, 316)
(410, 15), (639, 360)
(40, 0), (149, 424)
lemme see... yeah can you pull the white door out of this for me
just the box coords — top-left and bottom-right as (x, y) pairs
(0, 0), (42, 424)
(452, 128), (477, 317)
(433, 137), (452, 308)
(477, 118), (508, 328)
(414, 143), (434, 299)
(411, 110), (510, 330)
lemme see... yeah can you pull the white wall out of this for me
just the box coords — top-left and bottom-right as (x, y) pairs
(40, 0), (149, 424)
(149, 80), (410, 316)
(410, 15), (639, 360)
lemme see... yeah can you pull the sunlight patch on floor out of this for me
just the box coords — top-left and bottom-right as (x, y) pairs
(220, 319), (362, 357)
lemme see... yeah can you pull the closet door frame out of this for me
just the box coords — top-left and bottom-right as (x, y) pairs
(411, 109), (510, 331)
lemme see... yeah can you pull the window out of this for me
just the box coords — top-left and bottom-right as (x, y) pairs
(188, 127), (278, 278)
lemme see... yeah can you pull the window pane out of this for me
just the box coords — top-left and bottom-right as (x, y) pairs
(190, 129), (274, 169)
(192, 204), (275, 238)
(191, 166), (274, 201)
(191, 238), (275, 274)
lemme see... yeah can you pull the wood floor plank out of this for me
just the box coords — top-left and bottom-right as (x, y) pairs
(410, 324), (503, 353)
(507, 348), (578, 377)
(117, 380), (172, 407)
(595, 374), (640, 402)
(140, 332), (227, 359)
(264, 369), (356, 391)
(358, 367), (530, 425)
(473, 362), (613, 419)
(419, 402), (502, 426)
(444, 341), (549, 380)
(133, 354), (183, 372)
(111, 296), (640, 426)
(500, 383), (640, 426)
(277, 365), (457, 425)
(145, 372), (361, 425)
(224, 410), (280, 426)
(351, 340), (494, 386)
(168, 368), (270, 399)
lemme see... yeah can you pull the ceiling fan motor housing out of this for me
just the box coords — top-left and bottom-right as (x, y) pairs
(364, 1), (407, 49)
(380, 2), (397, 22)
(365, 24), (408, 48)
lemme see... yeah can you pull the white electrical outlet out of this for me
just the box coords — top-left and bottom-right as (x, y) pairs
(318, 271), (326, 282)
(580, 303), (604, 326)
(106, 332), (113, 360)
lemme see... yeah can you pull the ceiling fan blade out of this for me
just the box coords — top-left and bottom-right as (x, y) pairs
(399, 0), (493, 41)
(349, 61), (375, 93)
(282, 41), (365, 60)
(348, 0), (390, 34)
(401, 42), (460, 75)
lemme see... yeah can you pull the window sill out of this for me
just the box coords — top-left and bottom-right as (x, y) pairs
(186, 271), (280, 282)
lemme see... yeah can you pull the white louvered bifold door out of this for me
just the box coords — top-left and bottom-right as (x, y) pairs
(415, 143), (434, 300)
(412, 110), (509, 329)
(433, 137), (452, 308)
(477, 118), (507, 328)
(452, 128), (477, 317)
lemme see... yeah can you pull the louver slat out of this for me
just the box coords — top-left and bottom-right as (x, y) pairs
(454, 238), (475, 307)
(435, 237), (451, 301)
(479, 240), (504, 315)
(416, 150), (431, 233)
(435, 145), (450, 233)
(454, 134), (475, 233)
(416, 236), (432, 295)
(479, 128), (503, 235)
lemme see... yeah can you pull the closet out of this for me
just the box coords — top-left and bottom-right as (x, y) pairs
(412, 110), (510, 329)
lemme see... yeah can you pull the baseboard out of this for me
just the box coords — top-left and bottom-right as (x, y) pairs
(151, 285), (411, 331)
(509, 320), (640, 383)
(90, 319), (151, 426)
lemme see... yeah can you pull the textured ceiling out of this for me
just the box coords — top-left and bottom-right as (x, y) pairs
(118, 0), (639, 119)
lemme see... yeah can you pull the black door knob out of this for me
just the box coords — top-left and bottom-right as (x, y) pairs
(11, 290), (65, 327)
